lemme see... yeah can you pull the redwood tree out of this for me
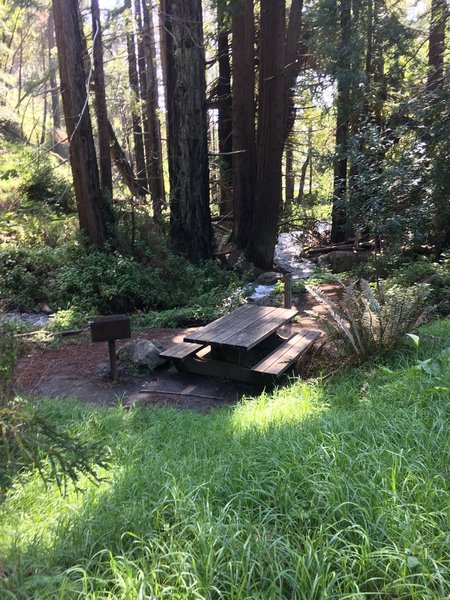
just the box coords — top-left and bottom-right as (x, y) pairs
(161, 0), (212, 261)
(217, 2), (233, 217)
(52, 0), (107, 247)
(91, 0), (113, 204)
(232, 0), (256, 248)
(330, 0), (352, 244)
(246, 0), (285, 270)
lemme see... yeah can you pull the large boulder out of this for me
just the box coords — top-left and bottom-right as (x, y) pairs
(317, 250), (368, 273)
(255, 271), (282, 285)
(117, 338), (167, 372)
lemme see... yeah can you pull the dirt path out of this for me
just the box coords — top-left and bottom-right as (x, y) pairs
(14, 285), (341, 411)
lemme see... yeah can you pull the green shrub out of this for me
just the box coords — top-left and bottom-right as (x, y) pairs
(306, 279), (433, 364)
(0, 242), (241, 316)
(388, 254), (450, 315)
(0, 245), (64, 310)
(0, 317), (18, 403)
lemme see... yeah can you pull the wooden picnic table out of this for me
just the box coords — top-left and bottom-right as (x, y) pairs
(160, 304), (320, 385)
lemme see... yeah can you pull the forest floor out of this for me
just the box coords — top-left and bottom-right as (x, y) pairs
(14, 284), (342, 411)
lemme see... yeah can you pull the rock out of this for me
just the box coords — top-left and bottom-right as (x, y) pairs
(317, 250), (369, 273)
(117, 338), (167, 371)
(225, 249), (257, 277)
(255, 271), (282, 285)
(41, 303), (53, 315)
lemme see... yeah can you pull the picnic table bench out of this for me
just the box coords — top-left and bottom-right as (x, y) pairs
(160, 304), (320, 385)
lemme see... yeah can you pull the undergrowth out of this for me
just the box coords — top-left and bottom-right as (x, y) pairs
(0, 318), (448, 598)
(0, 241), (242, 317)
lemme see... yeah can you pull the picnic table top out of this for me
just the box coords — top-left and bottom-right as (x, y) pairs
(183, 304), (298, 351)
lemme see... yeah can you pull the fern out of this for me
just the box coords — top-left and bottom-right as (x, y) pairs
(306, 280), (433, 364)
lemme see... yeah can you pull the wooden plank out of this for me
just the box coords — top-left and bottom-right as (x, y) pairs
(160, 341), (204, 360)
(202, 306), (280, 346)
(185, 304), (255, 342)
(226, 308), (298, 350)
(252, 330), (321, 375)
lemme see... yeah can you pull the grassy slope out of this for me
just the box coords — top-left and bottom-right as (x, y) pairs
(0, 320), (449, 599)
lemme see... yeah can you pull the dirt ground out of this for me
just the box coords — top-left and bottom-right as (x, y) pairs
(14, 285), (341, 411)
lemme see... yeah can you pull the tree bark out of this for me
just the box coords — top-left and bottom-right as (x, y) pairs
(125, 0), (147, 196)
(285, 144), (295, 206)
(330, 0), (351, 244)
(52, 0), (107, 247)
(217, 3), (233, 217)
(91, 0), (114, 220)
(141, 0), (165, 218)
(47, 11), (65, 157)
(427, 0), (448, 92)
(283, 0), (304, 141)
(232, 0), (256, 247)
(297, 150), (311, 205)
(246, 0), (285, 270)
(107, 120), (141, 199)
(161, 0), (212, 262)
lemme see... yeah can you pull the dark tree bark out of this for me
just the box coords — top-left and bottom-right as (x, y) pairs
(297, 148), (311, 205)
(232, 0), (256, 247)
(107, 120), (141, 199)
(52, 0), (107, 247)
(283, 0), (304, 141)
(217, 3), (233, 217)
(40, 28), (47, 146)
(246, 0), (285, 270)
(285, 144), (295, 206)
(91, 0), (114, 213)
(161, 0), (212, 262)
(330, 0), (352, 244)
(47, 11), (64, 157)
(427, 0), (448, 91)
(141, 0), (165, 218)
(125, 0), (147, 196)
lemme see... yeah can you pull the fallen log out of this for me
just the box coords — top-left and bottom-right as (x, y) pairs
(306, 243), (374, 255)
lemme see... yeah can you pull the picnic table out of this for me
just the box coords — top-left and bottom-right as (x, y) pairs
(160, 304), (320, 385)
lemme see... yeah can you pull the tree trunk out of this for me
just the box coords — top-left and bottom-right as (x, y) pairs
(47, 12), (64, 156)
(297, 150), (311, 205)
(125, 0), (147, 196)
(330, 0), (351, 244)
(40, 28), (47, 146)
(107, 120), (141, 199)
(217, 3), (233, 217)
(285, 144), (295, 206)
(142, 0), (165, 218)
(232, 0), (256, 247)
(52, 0), (107, 247)
(246, 0), (285, 270)
(283, 0), (304, 141)
(107, 121), (141, 199)
(427, 0), (448, 92)
(161, 0), (212, 262)
(91, 0), (114, 221)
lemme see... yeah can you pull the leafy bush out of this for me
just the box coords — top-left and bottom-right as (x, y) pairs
(272, 279), (307, 295)
(0, 317), (18, 403)
(0, 241), (242, 316)
(388, 254), (450, 315)
(306, 279), (433, 364)
(0, 245), (64, 310)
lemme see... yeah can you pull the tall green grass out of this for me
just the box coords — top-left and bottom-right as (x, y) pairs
(0, 320), (449, 599)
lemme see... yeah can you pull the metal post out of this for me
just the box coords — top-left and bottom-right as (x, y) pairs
(283, 273), (292, 309)
(108, 339), (117, 381)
